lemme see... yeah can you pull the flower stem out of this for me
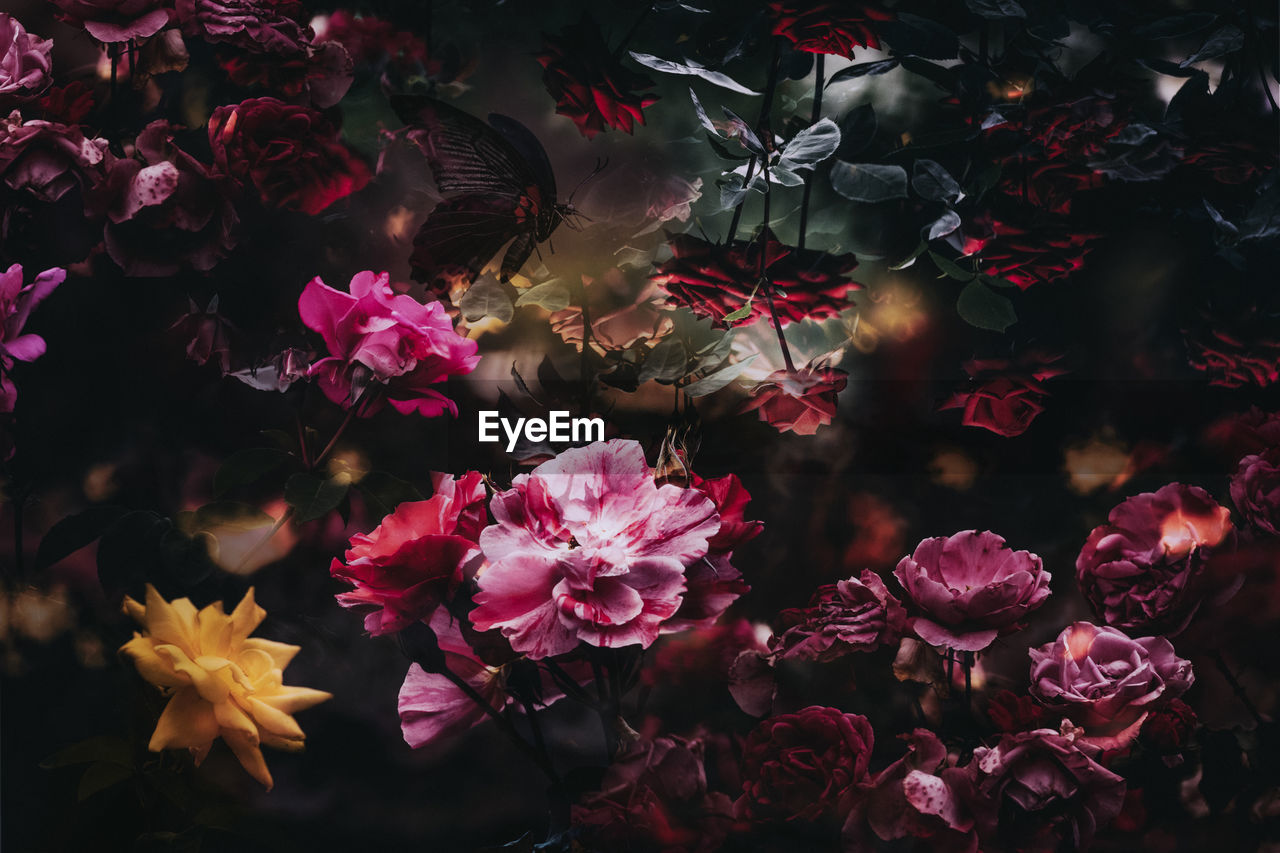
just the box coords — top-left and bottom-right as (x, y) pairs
(1212, 649), (1265, 727)
(725, 157), (757, 241)
(726, 38), (782, 241)
(757, 177), (796, 374)
(962, 651), (973, 711)
(797, 53), (825, 251)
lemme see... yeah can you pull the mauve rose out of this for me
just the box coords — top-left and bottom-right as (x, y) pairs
(1231, 448), (1280, 536)
(170, 295), (234, 373)
(955, 729), (1125, 853)
(845, 729), (977, 853)
(1029, 621), (1193, 738)
(469, 440), (722, 659)
(1076, 483), (1233, 634)
(939, 352), (1068, 438)
(0, 15), (53, 100)
(98, 120), (238, 276)
(770, 570), (906, 662)
(0, 113), (107, 204)
(298, 270), (479, 417)
(768, 1), (893, 56)
(332, 471), (487, 635)
(738, 705), (874, 823)
(893, 530), (1051, 653)
(176, 0), (307, 55)
(573, 735), (735, 853)
(208, 97), (370, 216)
(743, 366), (847, 436)
(49, 0), (174, 42)
(652, 230), (861, 328)
(535, 15), (658, 140)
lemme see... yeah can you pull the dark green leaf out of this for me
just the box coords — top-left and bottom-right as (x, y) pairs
(213, 447), (292, 497)
(35, 506), (128, 571)
(966, 0), (1026, 18)
(827, 59), (899, 84)
(285, 473), (351, 523)
(459, 276), (513, 323)
(830, 162), (908, 202)
(1180, 25), (1245, 67)
(77, 762), (134, 802)
(514, 281), (571, 311)
(1133, 12), (1217, 39)
(882, 13), (960, 60)
(929, 250), (977, 281)
(956, 279), (1017, 331)
(41, 736), (132, 769)
(912, 159), (964, 203)
(638, 338), (688, 384)
(356, 471), (425, 519)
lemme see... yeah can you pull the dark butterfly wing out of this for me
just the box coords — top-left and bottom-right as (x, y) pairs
(501, 232), (539, 283)
(487, 113), (557, 203)
(409, 198), (522, 288)
(390, 95), (539, 199)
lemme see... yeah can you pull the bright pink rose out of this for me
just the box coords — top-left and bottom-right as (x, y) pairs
(332, 471), (487, 635)
(1232, 448), (1280, 535)
(49, 0), (174, 42)
(469, 440), (721, 659)
(398, 611), (506, 748)
(1029, 621), (1194, 737)
(1075, 483), (1233, 634)
(893, 530), (1051, 653)
(298, 271), (479, 417)
(771, 569), (906, 662)
(737, 705), (875, 823)
(0, 14), (53, 99)
(743, 366), (847, 436)
(0, 263), (63, 417)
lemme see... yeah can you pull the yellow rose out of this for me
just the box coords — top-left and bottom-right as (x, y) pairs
(120, 584), (331, 789)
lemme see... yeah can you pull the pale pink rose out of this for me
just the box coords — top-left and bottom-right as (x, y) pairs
(0, 15), (53, 99)
(298, 271), (479, 417)
(469, 440), (721, 658)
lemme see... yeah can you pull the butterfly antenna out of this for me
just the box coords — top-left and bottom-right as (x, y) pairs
(568, 157), (610, 204)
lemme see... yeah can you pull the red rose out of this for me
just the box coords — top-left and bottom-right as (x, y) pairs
(965, 216), (1100, 290)
(1139, 698), (1198, 752)
(652, 229), (861, 328)
(176, 0), (307, 56)
(987, 689), (1055, 733)
(743, 366), (847, 436)
(768, 1), (894, 57)
(939, 352), (1068, 437)
(995, 157), (1104, 215)
(208, 97), (370, 215)
(1184, 306), (1280, 389)
(738, 705), (875, 822)
(535, 15), (658, 140)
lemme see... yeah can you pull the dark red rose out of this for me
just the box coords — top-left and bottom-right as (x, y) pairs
(652, 229), (861, 328)
(995, 157), (1104, 215)
(32, 82), (96, 124)
(770, 570), (906, 662)
(1185, 309), (1280, 389)
(953, 729), (1126, 853)
(96, 120), (238, 276)
(939, 352), (1068, 437)
(171, 295), (235, 372)
(988, 93), (1129, 162)
(573, 735), (735, 853)
(1139, 698), (1198, 752)
(967, 216), (1101, 290)
(208, 97), (370, 215)
(215, 39), (353, 108)
(643, 618), (766, 690)
(535, 15), (658, 140)
(314, 10), (429, 74)
(768, 1), (893, 56)
(1204, 407), (1280, 459)
(738, 705), (874, 823)
(176, 0), (307, 56)
(1076, 483), (1235, 635)
(988, 690), (1056, 733)
(743, 366), (847, 436)
(1231, 447), (1280, 536)
(48, 0), (174, 42)
(1180, 131), (1278, 186)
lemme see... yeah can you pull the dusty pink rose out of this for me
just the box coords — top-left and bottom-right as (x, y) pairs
(1029, 621), (1194, 738)
(893, 530), (1051, 653)
(1075, 483), (1233, 634)
(744, 366), (847, 436)
(0, 263), (63, 417)
(0, 15), (53, 99)
(176, 0), (307, 55)
(573, 735), (735, 853)
(738, 705), (874, 823)
(298, 271), (479, 417)
(770, 570), (906, 662)
(170, 295), (234, 373)
(844, 729), (976, 853)
(1231, 448), (1280, 536)
(398, 611), (506, 749)
(469, 440), (721, 659)
(0, 113), (108, 204)
(49, 0), (175, 42)
(953, 729), (1125, 853)
(332, 472), (487, 635)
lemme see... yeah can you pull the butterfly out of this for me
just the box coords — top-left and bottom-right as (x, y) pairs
(391, 95), (596, 291)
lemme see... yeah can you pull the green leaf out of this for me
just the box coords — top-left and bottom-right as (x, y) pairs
(459, 275), (513, 323)
(78, 762), (134, 802)
(929, 250), (977, 281)
(637, 338), (688, 384)
(284, 473), (351, 523)
(830, 162), (908, 202)
(41, 736), (132, 769)
(979, 274), (1021, 289)
(35, 506), (128, 571)
(682, 356), (757, 397)
(213, 447), (292, 496)
(356, 471), (425, 518)
(514, 280), (571, 312)
(890, 240), (928, 270)
(956, 279), (1017, 332)
(721, 302), (754, 323)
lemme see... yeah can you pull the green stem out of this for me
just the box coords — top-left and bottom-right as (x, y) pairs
(797, 53), (825, 251)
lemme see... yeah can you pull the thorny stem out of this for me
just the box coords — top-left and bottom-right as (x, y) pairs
(613, 3), (653, 59)
(1212, 650), (1266, 727)
(797, 54), (825, 251)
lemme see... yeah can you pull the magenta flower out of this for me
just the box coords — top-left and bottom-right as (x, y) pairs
(1029, 621), (1193, 738)
(332, 472), (487, 636)
(893, 530), (1051, 653)
(0, 14), (53, 99)
(469, 440), (721, 659)
(298, 271), (479, 417)
(0, 263), (63, 414)
(770, 570), (906, 662)
(398, 611), (506, 749)
(1075, 483), (1233, 634)
(1231, 449), (1280, 536)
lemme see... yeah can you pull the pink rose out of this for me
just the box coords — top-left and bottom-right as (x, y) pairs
(770, 570), (906, 662)
(0, 263), (63, 417)
(397, 611), (506, 749)
(1231, 448), (1280, 536)
(49, 0), (175, 42)
(893, 530), (1051, 653)
(0, 113), (107, 204)
(469, 440), (721, 659)
(1029, 621), (1193, 737)
(176, 0), (308, 55)
(298, 270), (479, 417)
(1075, 483), (1233, 634)
(332, 472), (487, 635)
(0, 14), (53, 99)
(743, 366), (847, 436)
